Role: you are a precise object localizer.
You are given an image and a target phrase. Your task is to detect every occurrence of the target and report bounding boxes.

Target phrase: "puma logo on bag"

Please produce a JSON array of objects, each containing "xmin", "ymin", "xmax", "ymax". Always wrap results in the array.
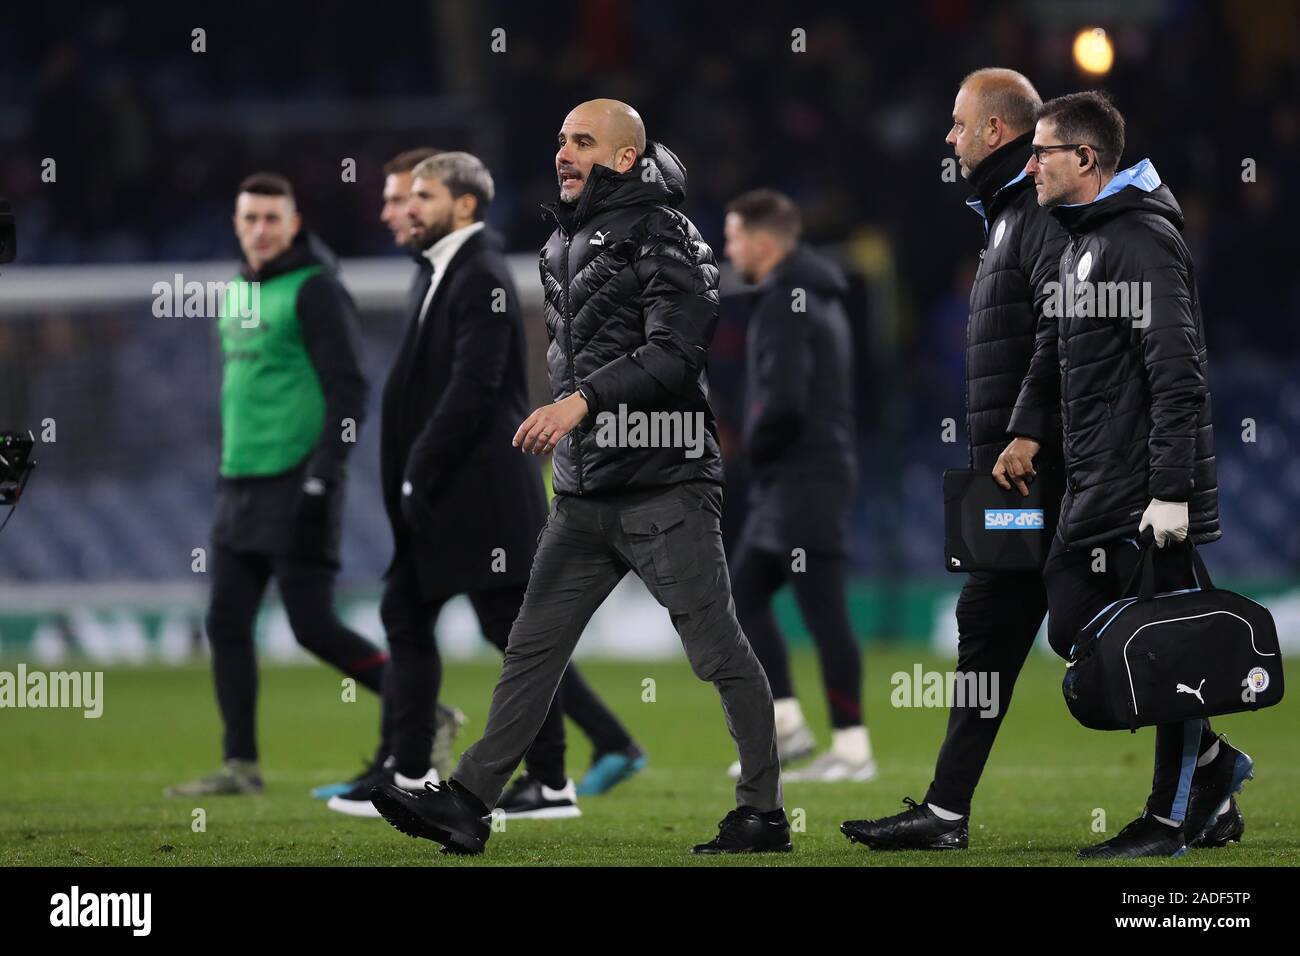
[{"xmin": 1175, "ymin": 678, "xmax": 1206, "ymax": 705}]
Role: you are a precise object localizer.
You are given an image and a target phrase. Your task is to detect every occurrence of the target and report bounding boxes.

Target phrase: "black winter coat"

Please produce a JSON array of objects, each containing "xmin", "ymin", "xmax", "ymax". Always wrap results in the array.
[
  {"xmin": 1008, "ymin": 161, "xmax": 1219, "ymax": 549},
  {"xmin": 539, "ymin": 141, "xmax": 724, "ymax": 495},
  {"xmin": 381, "ymin": 226, "xmax": 548, "ymax": 598},
  {"xmin": 964, "ymin": 134, "xmax": 1068, "ymax": 474},
  {"xmin": 739, "ymin": 244, "xmax": 857, "ymax": 556}
]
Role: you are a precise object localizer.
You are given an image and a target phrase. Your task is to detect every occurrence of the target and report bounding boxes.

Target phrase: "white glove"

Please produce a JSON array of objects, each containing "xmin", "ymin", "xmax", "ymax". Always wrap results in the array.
[{"xmin": 1138, "ymin": 498, "xmax": 1188, "ymax": 548}]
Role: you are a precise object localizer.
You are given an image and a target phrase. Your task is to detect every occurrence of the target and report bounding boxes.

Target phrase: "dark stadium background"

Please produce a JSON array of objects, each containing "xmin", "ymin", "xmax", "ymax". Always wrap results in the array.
[{"xmin": 0, "ymin": 0, "xmax": 1297, "ymax": 657}]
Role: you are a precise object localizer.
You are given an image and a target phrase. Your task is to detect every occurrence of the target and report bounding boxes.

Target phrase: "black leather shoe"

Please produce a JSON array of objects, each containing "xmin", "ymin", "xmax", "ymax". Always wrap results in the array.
[
  {"xmin": 1077, "ymin": 814, "xmax": 1186, "ymax": 860},
  {"xmin": 841, "ymin": 797, "xmax": 968, "ymax": 850},
  {"xmin": 1186, "ymin": 736, "xmax": 1253, "ymax": 848},
  {"xmin": 370, "ymin": 780, "xmax": 491, "ymax": 855},
  {"xmin": 692, "ymin": 807, "xmax": 792, "ymax": 854}
]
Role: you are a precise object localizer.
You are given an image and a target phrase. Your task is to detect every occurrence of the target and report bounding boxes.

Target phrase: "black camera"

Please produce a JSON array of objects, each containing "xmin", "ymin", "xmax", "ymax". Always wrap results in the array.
[{"xmin": 0, "ymin": 432, "xmax": 35, "ymax": 530}]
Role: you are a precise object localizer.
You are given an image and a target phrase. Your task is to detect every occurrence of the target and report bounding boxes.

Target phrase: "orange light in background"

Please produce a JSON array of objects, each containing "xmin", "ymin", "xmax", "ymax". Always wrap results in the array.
[{"xmin": 1073, "ymin": 27, "xmax": 1114, "ymax": 75}]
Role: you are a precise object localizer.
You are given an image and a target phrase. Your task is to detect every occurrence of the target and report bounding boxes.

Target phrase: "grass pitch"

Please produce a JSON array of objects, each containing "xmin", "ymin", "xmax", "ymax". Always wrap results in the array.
[{"xmin": 2, "ymin": 649, "xmax": 1296, "ymax": 866}]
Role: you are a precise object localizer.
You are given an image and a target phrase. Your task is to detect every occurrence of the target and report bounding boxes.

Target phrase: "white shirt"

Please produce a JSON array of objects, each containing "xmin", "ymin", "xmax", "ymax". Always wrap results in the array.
[{"xmin": 417, "ymin": 221, "xmax": 485, "ymax": 324}]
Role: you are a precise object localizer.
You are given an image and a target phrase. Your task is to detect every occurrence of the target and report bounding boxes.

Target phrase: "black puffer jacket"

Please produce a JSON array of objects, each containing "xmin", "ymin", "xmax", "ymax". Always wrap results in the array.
[
  {"xmin": 539, "ymin": 141, "xmax": 723, "ymax": 495},
  {"xmin": 964, "ymin": 133, "xmax": 1068, "ymax": 473},
  {"xmin": 1008, "ymin": 160, "xmax": 1219, "ymax": 548}
]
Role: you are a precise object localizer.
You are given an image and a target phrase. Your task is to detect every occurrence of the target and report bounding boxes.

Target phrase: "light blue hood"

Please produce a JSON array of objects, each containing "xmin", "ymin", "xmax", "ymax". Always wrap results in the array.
[{"xmin": 1064, "ymin": 158, "xmax": 1162, "ymax": 207}]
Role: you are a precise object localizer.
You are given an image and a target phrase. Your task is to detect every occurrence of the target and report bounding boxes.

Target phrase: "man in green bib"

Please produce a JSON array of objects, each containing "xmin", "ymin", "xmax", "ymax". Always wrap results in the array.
[{"xmin": 167, "ymin": 173, "xmax": 391, "ymax": 797}]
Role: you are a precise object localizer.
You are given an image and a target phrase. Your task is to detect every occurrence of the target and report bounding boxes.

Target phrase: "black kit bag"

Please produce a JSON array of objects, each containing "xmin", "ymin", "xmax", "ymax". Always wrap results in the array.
[{"xmin": 1062, "ymin": 536, "xmax": 1284, "ymax": 732}]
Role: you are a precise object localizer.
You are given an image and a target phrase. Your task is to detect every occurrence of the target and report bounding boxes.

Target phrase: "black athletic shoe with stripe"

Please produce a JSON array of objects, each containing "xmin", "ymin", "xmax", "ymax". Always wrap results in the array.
[
  {"xmin": 1185, "ymin": 735, "xmax": 1253, "ymax": 848},
  {"xmin": 1077, "ymin": 814, "xmax": 1186, "ymax": 860},
  {"xmin": 369, "ymin": 780, "xmax": 491, "ymax": 855},
  {"xmin": 1190, "ymin": 796, "xmax": 1244, "ymax": 849},
  {"xmin": 691, "ymin": 807, "xmax": 792, "ymax": 854},
  {"xmin": 841, "ymin": 797, "xmax": 968, "ymax": 850}
]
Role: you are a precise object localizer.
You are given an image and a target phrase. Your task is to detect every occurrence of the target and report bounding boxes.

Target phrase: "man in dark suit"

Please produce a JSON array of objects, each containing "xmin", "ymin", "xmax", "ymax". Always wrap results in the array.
[
  {"xmin": 329, "ymin": 151, "xmax": 633, "ymax": 819},
  {"xmin": 314, "ymin": 146, "xmax": 474, "ymax": 803}
]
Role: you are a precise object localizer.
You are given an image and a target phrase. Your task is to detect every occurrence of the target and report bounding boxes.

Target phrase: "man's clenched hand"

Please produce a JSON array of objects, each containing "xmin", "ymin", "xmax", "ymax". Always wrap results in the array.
[
  {"xmin": 514, "ymin": 391, "xmax": 589, "ymax": 455},
  {"xmin": 993, "ymin": 437, "xmax": 1041, "ymax": 496}
]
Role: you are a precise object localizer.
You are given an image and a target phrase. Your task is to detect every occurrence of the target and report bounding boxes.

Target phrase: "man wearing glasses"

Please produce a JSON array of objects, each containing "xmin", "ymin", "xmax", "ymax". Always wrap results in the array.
[{"xmin": 996, "ymin": 91, "xmax": 1249, "ymax": 859}]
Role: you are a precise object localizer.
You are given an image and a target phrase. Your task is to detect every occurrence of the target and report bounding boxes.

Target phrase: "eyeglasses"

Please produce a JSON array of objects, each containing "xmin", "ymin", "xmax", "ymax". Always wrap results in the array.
[{"xmin": 1030, "ymin": 143, "xmax": 1093, "ymax": 163}]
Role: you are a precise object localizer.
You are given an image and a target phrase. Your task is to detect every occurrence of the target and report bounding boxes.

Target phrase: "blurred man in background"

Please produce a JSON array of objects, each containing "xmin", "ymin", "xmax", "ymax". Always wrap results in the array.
[
  {"xmin": 379, "ymin": 147, "xmax": 441, "ymax": 250},
  {"xmin": 843, "ymin": 68, "xmax": 1066, "ymax": 849},
  {"xmin": 168, "ymin": 173, "xmax": 382, "ymax": 797},
  {"xmin": 999, "ymin": 91, "xmax": 1247, "ymax": 859},
  {"xmin": 313, "ymin": 146, "xmax": 471, "ymax": 802},
  {"xmin": 722, "ymin": 188, "xmax": 871, "ymax": 782},
  {"xmin": 371, "ymin": 99, "xmax": 789, "ymax": 855}
]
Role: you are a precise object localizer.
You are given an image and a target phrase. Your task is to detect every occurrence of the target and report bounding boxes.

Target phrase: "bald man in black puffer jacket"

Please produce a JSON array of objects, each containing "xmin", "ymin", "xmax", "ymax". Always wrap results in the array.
[
  {"xmin": 844, "ymin": 68, "xmax": 1066, "ymax": 853},
  {"xmin": 369, "ymin": 99, "xmax": 788, "ymax": 857}
]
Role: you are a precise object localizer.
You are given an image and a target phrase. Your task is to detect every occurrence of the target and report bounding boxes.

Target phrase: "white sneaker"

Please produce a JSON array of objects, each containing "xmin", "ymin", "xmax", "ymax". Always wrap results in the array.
[
  {"xmin": 496, "ymin": 774, "xmax": 582, "ymax": 819},
  {"xmin": 783, "ymin": 751, "xmax": 878, "ymax": 783},
  {"xmin": 326, "ymin": 766, "xmax": 440, "ymax": 818},
  {"xmin": 727, "ymin": 723, "xmax": 817, "ymax": 778},
  {"xmin": 395, "ymin": 767, "xmax": 440, "ymax": 789}
]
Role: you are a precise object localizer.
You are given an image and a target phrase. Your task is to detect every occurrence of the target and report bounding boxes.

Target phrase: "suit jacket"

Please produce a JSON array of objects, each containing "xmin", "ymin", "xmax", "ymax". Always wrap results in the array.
[{"xmin": 380, "ymin": 226, "xmax": 548, "ymax": 598}]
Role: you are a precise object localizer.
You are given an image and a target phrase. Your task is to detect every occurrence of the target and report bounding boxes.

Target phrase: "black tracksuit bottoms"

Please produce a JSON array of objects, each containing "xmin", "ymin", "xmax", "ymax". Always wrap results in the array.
[
  {"xmin": 922, "ymin": 568, "xmax": 1048, "ymax": 816},
  {"xmin": 730, "ymin": 544, "xmax": 863, "ymax": 729},
  {"xmin": 206, "ymin": 541, "xmax": 391, "ymax": 763}
]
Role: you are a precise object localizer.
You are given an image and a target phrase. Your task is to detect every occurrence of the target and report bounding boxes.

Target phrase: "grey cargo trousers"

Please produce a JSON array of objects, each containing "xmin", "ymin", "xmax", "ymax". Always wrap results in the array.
[{"xmin": 454, "ymin": 480, "xmax": 782, "ymax": 812}]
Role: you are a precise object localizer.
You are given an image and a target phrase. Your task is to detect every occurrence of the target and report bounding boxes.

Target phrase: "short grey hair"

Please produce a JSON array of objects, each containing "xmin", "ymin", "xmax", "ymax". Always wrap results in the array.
[{"xmin": 411, "ymin": 151, "xmax": 495, "ymax": 220}]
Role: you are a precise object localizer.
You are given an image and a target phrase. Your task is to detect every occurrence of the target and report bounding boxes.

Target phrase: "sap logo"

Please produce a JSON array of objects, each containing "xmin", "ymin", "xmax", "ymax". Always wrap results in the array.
[{"xmin": 983, "ymin": 508, "xmax": 1044, "ymax": 530}]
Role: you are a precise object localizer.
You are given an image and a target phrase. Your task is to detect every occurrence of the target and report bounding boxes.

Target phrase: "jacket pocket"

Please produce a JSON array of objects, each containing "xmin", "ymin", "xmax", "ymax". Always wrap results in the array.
[{"xmin": 1103, "ymin": 394, "xmax": 1125, "ymax": 463}]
